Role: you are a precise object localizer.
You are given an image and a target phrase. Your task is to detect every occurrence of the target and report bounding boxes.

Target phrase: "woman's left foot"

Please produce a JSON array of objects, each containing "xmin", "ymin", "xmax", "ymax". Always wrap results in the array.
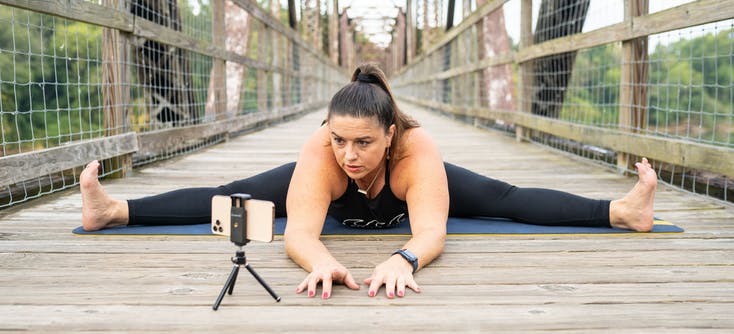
[
  {"xmin": 610, "ymin": 158, "xmax": 657, "ymax": 232},
  {"xmin": 80, "ymin": 160, "xmax": 128, "ymax": 231}
]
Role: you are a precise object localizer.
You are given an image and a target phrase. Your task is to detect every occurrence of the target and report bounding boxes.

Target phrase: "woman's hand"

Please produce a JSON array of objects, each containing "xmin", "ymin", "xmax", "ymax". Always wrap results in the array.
[
  {"xmin": 364, "ymin": 255, "xmax": 422, "ymax": 298},
  {"xmin": 296, "ymin": 262, "xmax": 360, "ymax": 299}
]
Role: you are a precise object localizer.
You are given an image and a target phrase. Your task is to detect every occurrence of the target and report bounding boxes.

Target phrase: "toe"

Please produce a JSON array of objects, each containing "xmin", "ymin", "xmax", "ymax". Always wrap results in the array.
[{"xmin": 81, "ymin": 161, "xmax": 101, "ymax": 185}]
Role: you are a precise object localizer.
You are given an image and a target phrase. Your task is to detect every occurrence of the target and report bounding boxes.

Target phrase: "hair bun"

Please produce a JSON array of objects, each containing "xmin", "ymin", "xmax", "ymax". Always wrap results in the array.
[{"xmin": 356, "ymin": 73, "xmax": 381, "ymax": 84}]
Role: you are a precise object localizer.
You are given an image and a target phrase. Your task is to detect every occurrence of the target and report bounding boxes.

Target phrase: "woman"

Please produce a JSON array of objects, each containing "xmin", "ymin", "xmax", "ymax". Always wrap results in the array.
[{"xmin": 80, "ymin": 63, "xmax": 657, "ymax": 300}]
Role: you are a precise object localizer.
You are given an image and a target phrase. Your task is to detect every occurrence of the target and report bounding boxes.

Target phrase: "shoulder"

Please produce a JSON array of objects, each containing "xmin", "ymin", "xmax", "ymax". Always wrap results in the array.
[
  {"xmin": 303, "ymin": 123, "xmax": 332, "ymax": 149},
  {"xmin": 397, "ymin": 127, "xmax": 440, "ymax": 160},
  {"xmin": 298, "ymin": 123, "xmax": 339, "ymax": 171},
  {"xmin": 390, "ymin": 127, "xmax": 445, "ymax": 198},
  {"xmin": 293, "ymin": 124, "xmax": 346, "ymax": 199}
]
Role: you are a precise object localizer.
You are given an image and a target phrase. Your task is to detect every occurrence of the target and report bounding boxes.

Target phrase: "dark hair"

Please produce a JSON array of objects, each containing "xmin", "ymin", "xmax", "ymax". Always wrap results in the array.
[{"xmin": 327, "ymin": 63, "xmax": 419, "ymax": 161}]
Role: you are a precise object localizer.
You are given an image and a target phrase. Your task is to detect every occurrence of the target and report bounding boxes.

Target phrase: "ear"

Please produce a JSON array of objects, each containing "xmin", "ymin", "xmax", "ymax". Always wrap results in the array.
[{"xmin": 386, "ymin": 124, "xmax": 396, "ymax": 145}]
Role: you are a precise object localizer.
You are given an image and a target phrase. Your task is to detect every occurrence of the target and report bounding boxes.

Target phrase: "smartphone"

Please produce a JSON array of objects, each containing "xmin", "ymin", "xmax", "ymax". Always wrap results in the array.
[{"xmin": 211, "ymin": 195, "xmax": 275, "ymax": 243}]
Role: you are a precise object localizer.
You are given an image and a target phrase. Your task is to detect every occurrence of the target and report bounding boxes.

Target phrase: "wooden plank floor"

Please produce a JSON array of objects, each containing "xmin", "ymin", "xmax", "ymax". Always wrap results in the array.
[{"xmin": 1, "ymin": 103, "xmax": 733, "ymax": 332}]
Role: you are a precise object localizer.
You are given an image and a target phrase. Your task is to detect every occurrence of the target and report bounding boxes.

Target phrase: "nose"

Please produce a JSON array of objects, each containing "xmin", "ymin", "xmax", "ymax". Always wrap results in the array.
[{"xmin": 344, "ymin": 144, "xmax": 358, "ymax": 161}]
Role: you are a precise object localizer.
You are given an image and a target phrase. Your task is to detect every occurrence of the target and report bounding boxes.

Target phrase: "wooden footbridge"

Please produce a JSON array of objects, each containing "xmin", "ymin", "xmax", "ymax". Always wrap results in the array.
[
  {"xmin": 1, "ymin": 0, "xmax": 733, "ymax": 331},
  {"xmin": 2, "ymin": 104, "xmax": 734, "ymax": 331}
]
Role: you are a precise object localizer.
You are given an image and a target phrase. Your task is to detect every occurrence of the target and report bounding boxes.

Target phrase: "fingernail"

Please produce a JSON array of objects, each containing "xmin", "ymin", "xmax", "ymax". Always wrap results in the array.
[
  {"xmin": 388, "ymin": 292, "xmax": 394, "ymax": 298},
  {"xmin": 322, "ymin": 292, "xmax": 329, "ymax": 299},
  {"xmin": 308, "ymin": 291, "xmax": 315, "ymax": 297},
  {"xmin": 368, "ymin": 291, "xmax": 375, "ymax": 297},
  {"xmin": 398, "ymin": 291, "xmax": 404, "ymax": 297}
]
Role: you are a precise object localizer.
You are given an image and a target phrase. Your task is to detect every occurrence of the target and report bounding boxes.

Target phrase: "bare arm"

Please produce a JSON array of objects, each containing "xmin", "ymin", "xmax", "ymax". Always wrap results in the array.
[
  {"xmin": 283, "ymin": 126, "xmax": 358, "ymax": 298},
  {"xmin": 365, "ymin": 128, "xmax": 449, "ymax": 297},
  {"xmin": 399, "ymin": 129, "xmax": 449, "ymax": 270}
]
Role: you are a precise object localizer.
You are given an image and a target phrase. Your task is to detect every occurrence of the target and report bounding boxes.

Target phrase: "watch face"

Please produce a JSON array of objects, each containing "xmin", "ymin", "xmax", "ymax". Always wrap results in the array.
[{"xmin": 404, "ymin": 250, "xmax": 417, "ymax": 261}]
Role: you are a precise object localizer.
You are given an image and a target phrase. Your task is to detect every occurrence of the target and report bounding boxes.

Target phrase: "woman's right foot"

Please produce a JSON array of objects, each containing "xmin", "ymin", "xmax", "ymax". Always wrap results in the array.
[
  {"xmin": 609, "ymin": 158, "xmax": 657, "ymax": 232},
  {"xmin": 80, "ymin": 160, "xmax": 128, "ymax": 231}
]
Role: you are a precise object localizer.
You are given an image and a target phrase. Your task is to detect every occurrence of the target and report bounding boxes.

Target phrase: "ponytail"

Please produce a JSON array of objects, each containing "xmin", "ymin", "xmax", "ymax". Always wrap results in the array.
[{"xmin": 328, "ymin": 62, "xmax": 419, "ymax": 161}]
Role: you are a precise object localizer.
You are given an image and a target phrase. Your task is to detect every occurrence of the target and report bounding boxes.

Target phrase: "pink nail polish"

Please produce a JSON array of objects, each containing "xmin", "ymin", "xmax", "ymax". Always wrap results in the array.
[
  {"xmin": 308, "ymin": 291, "xmax": 315, "ymax": 297},
  {"xmin": 398, "ymin": 291, "xmax": 404, "ymax": 297},
  {"xmin": 369, "ymin": 291, "xmax": 375, "ymax": 297},
  {"xmin": 322, "ymin": 292, "xmax": 329, "ymax": 299},
  {"xmin": 388, "ymin": 292, "xmax": 395, "ymax": 298}
]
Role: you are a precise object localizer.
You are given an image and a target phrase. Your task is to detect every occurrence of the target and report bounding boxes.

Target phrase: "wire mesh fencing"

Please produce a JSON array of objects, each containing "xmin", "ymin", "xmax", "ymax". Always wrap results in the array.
[
  {"xmin": 0, "ymin": 0, "xmax": 346, "ymax": 208},
  {"xmin": 392, "ymin": 0, "xmax": 734, "ymax": 204}
]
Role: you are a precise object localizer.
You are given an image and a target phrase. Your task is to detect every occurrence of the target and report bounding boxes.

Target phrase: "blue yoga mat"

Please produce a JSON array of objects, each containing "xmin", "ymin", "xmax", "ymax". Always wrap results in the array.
[{"xmin": 72, "ymin": 216, "xmax": 683, "ymax": 235}]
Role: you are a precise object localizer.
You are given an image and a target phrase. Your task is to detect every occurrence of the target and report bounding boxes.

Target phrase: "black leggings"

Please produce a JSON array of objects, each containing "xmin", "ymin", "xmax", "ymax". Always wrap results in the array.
[{"xmin": 127, "ymin": 162, "xmax": 610, "ymax": 227}]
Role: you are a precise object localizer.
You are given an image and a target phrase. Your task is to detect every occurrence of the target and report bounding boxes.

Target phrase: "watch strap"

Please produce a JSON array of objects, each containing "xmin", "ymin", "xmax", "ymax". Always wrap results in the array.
[{"xmin": 392, "ymin": 248, "xmax": 418, "ymax": 273}]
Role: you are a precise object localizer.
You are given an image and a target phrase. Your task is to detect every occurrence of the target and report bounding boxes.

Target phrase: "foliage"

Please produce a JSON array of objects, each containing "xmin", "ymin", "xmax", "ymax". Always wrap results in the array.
[
  {"xmin": 559, "ymin": 28, "xmax": 733, "ymax": 146},
  {"xmin": 0, "ymin": 3, "xmax": 732, "ymax": 156},
  {"xmin": 0, "ymin": 6, "xmax": 103, "ymax": 154},
  {"xmin": 648, "ymin": 29, "xmax": 733, "ymax": 144},
  {"xmin": 560, "ymin": 44, "xmax": 621, "ymax": 125}
]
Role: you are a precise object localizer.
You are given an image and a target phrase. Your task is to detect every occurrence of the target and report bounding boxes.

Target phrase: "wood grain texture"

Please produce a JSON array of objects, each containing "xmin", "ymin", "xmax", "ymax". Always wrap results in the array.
[
  {"xmin": 395, "ymin": 0, "xmax": 734, "ymax": 84},
  {"xmin": 0, "ymin": 132, "xmax": 138, "ymax": 187},
  {"xmin": 230, "ymin": 0, "xmax": 344, "ymax": 75},
  {"xmin": 0, "ymin": 105, "xmax": 732, "ymax": 332},
  {"xmin": 399, "ymin": 96, "xmax": 734, "ymax": 178},
  {"xmin": 516, "ymin": 0, "xmax": 734, "ymax": 63},
  {"xmin": 0, "ymin": 0, "xmax": 338, "ymax": 77},
  {"xmin": 0, "ymin": 0, "xmax": 133, "ymax": 31}
]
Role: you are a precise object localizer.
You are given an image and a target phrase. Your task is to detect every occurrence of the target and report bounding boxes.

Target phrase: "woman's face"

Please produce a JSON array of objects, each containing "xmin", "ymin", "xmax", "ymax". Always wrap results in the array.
[{"xmin": 328, "ymin": 115, "xmax": 394, "ymax": 180}]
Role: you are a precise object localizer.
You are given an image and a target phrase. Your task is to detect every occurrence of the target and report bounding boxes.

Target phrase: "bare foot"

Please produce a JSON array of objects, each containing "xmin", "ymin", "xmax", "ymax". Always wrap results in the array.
[
  {"xmin": 81, "ymin": 160, "xmax": 128, "ymax": 231},
  {"xmin": 610, "ymin": 158, "xmax": 657, "ymax": 232}
]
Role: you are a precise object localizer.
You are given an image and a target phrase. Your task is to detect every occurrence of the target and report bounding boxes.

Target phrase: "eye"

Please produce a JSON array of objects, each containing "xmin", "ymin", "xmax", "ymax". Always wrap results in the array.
[
  {"xmin": 357, "ymin": 140, "xmax": 370, "ymax": 147},
  {"xmin": 332, "ymin": 137, "xmax": 345, "ymax": 145}
]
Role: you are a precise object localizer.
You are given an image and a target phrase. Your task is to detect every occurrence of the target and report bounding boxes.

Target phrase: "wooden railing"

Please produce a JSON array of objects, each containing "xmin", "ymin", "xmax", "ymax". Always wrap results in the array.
[
  {"xmin": 0, "ymin": 0, "xmax": 347, "ymax": 207},
  {"xmin": 2, "ymin": 0, "xmax": 733, "ymax": 207},
  {"xmin": 391, "ymin": 0, "xmax": 734, "ymax": 201}
]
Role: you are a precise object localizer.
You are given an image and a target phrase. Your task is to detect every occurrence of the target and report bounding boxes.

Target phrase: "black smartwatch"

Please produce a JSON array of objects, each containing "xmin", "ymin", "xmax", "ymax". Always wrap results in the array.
[{"xmin": 392, "ymin": 248, "xmax": 419, "ymax": 273}]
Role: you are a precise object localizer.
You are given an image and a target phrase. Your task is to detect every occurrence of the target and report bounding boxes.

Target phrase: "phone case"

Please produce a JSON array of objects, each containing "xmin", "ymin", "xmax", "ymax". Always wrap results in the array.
[
  {"xmin": 244, "ymin": 199, "xmax": 275, "ymax": 243},
  {"xmin": 211, "ymin": 195, "xmax": 274, "ymax": 242},
  {"xmin": 211, "ymin": 195, "xmax": 231, "ymax": 236}
]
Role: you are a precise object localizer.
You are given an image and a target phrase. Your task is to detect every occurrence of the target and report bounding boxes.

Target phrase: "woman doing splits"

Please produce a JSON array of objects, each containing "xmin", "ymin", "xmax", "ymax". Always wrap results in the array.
[{"xmin": 80, "ymin": 63, "xmax": 657, "ymax": 300}]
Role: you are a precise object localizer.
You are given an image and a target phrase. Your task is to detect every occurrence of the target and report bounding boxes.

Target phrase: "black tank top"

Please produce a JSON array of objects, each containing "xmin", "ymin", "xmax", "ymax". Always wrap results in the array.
[{"xmin": 327, "ymin": 161, "xmax": 408, "ymax": 229}]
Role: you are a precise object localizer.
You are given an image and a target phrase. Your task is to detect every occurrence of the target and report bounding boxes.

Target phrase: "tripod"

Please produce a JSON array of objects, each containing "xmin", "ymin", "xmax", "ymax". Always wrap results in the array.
[{"xmin": 212, "ymin": 247, "xmax": 281, "ymax": 310}]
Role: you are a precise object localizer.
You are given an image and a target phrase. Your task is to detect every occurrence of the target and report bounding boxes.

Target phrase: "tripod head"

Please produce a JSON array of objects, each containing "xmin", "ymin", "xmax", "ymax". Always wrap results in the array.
[
  {"xmin": 211, "ymin": 193, "xmax": 274, "ymax": 245},
  {"xmin": 229, "ymin": 193, "xmax": 251, "ymax": 246}
]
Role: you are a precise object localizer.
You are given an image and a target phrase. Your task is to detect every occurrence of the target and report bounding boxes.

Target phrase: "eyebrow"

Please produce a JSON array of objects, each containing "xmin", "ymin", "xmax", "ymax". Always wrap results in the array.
[{"xmin": 330, "ymin": 131, "xmax": 372, "ymax": 141}]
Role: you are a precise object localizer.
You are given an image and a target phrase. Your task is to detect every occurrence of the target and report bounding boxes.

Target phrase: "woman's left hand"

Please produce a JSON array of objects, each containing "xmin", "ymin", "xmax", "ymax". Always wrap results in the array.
[{"xmin": 364, "ymin": 255, "xmax": 421, "ymax": 298}]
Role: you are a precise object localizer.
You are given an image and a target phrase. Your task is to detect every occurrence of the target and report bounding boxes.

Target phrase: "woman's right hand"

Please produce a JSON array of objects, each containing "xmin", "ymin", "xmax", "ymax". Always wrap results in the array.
[{"xmin": 295, "ymin": 262, "xmax": 361, "ymax": 299}]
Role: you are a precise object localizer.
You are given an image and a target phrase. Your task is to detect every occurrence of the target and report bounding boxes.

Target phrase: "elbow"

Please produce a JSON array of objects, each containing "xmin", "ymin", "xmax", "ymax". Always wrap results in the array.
[
  {"xmin": 436, "ymin": 232, "xmax": 446, "ymax": 253},
  {"xmin": 283, "ymin": 230, "xmax": 298, "ymax": 258},
  {"xmin": 416, "ymin": 228, "xmax": 446, "ymax": 253},
  {"xmin": 433, "ymin": 226, "xmax": 447, "ymax": 253},
  {"xmin": 283, "ymin": 227, "xmax": 315, "ymax": 259}
]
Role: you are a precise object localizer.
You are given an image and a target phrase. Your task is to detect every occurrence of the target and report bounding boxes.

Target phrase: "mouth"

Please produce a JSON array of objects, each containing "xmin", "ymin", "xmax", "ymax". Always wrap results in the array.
[{"xmin": 344, "ymin": 164, "xmax": 363, "ymax": 174}]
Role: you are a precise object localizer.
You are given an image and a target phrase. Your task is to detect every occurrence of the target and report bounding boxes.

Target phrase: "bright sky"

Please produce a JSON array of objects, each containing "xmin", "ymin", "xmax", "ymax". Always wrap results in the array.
[
  {"xmin": 340, "ymin": 0, "xmax": 713, "ymax": 49},
  {"xmin": 503, "ymin": 0, "xmax": 698, "ymax": 43},
  {"xmin": 268, "ymin": 0, "xmax": 729, "ymax": 49}
]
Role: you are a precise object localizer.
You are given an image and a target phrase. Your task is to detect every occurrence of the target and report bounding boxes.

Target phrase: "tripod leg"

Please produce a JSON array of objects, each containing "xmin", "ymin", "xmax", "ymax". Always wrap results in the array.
[
  {"xmin": 227, "ymin": 266, "xmax": 240, "ymax": 295},
  {"xmin": 213, "ymin": 264, "xmax": 240, "ymax": 311},
  {"xmin": 245, "ymin": 264, "xmax": 281, "ymax": 302}
]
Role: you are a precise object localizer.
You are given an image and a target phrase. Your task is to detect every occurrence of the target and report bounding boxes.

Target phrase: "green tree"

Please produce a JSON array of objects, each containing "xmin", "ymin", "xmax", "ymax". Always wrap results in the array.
[
  {"xmin": 648, "ymin": 28, "xmax": 733, "ymax": 145},
  {"xmin": 0, "ymin": 6, "xmax": 103, "ymax": 154}
]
